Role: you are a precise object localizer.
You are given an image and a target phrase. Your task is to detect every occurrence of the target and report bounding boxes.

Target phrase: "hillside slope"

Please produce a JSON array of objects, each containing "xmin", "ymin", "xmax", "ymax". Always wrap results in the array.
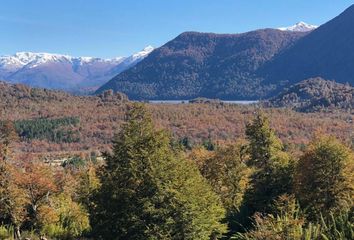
[
  {"xmin": 98, "ymin": 5, "xmax": 354, "ymax": 100},
  {"xmin": 267, "ymin": 78, "xmax": 354, "ymax": 112},
  {"xmin": 261, "ymin": 4, "xmax": 354, "ymax": 90},
  {"xmin": 97, "ymin": 29, "xmax": 305, "ymax": 100}
]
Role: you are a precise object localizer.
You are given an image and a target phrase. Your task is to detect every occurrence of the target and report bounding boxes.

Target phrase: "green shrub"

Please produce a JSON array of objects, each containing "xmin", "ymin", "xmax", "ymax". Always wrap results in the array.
[
  {"xmin": 0, "ymin": 225, "xmax": 14, "ymax": 240},
  {"xmin": 319, "ymin": 210, "xmax": 354, "ymax": 240}
]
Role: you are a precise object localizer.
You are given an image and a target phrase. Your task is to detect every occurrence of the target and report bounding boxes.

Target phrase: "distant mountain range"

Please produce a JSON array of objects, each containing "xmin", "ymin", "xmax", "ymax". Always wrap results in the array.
[
  {"xmin": 0, "ymin": 46, "xmax": 154, "ymax": 93},
  {"xmin": 3, "ymin": 5, "xmax": 354, "ymax": 101},
  {"xmin": 98, "ymin": 5, "xmax": 354, "ymax": 100},
  {"xmin": 0, "ymin": 20, "xmax": 319, "ymax": 97}
]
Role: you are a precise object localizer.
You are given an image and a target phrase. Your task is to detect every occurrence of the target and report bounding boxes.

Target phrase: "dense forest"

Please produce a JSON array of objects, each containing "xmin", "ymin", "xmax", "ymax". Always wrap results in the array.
[
  {"xmin": 267, "ymin": 78, "xmax": 354, "ymax": 112},
  {"xmin": 0, "ymin": 104, "xmax": 353, "ymax": 239},
  {"xmin": 13, "ymin": 117, "xmax": 80, "ymax": 143},
  {"xmin": 0, "ymin": 82, "xmax": 353, "ymax": 159},
  {"xmin": 96, "ymin": 30, "xmax": 305, "ymax": 100}
]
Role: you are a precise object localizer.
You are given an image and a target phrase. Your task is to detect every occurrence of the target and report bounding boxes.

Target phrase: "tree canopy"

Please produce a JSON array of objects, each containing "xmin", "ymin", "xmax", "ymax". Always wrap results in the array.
[{"xmin": 91, "ymin": 104, "xmax": 227, "ymax": 240}]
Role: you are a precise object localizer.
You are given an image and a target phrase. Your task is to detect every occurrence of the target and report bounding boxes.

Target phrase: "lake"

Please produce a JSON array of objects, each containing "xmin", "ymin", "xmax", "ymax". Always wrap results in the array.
[{"xmin": 144, "ymin": 100, "xmax": 259, "ymax": 105}]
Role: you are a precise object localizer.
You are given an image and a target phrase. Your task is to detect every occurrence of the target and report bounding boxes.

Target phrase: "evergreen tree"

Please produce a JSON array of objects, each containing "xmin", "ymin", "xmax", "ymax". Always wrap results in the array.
[
  {"xmin": 197, "ymin": 144, "xmax": 251, "ymax": 235},
  {"xmin": 91, "ymin": 104, "xmax": 227, "ymax": 240},
  {"xmin": 243, "ymin": 112, "xmax": 293, "ymax": 216},
  {"xmin": 295, "ymin": 136, "xmax": 354, "ymax": 220},
  {"xmin": 245, "ymin": 113, "xmax": 284, "ymax": 168}
]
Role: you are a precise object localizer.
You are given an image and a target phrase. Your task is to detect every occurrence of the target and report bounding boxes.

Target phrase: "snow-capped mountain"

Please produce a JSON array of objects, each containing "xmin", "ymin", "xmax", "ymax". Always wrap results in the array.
[
  {"xmin": 0, "ymin": 52, "xmax": 126, "ymax": 70},
  {"xmin": 278, "ymin": 22, "xmax": 318, "ymax": 32},
  {"xmin": 0, "ymin": 46, "xmax": 154, "ymax": 93},
  {"xmin": 123, "ymin": 46, "xmax": 154, "ymax": 65}
]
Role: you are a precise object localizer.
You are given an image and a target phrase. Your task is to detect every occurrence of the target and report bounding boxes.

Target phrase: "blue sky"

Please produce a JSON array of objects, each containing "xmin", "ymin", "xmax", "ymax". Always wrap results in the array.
[{"xmin": 0, "ymin": 0, "xmax": 353, "ymax": 58}]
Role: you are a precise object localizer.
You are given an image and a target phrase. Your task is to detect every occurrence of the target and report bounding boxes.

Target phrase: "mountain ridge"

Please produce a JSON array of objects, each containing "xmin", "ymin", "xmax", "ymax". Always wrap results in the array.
[
  {"xmin": 97, "ymin": 4, "xmax": 354, "ymax": 100},
  {"xmin": 0, "ymin": 46, "xmax": 154, "ymax": 93},
  {"xmin": 96, "ymin": 29, "xmax": 306, "ymax": 99},
  {"xmin": 261, "ymin": 4, "xmax": 354, "ymax": 89}
]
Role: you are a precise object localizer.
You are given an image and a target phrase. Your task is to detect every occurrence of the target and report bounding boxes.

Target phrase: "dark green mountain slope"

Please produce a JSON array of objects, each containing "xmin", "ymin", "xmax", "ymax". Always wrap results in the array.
[
  {"xmin": 97, "ymin": 29, "xmax": 305, "ymax": 100},
  {"xmin": 261, "ymin": 4, "xmax": 354, "ymax": 90},
  {"xmin": 266, "ymin": 78, "xmax": 354, "ymax": 112}
]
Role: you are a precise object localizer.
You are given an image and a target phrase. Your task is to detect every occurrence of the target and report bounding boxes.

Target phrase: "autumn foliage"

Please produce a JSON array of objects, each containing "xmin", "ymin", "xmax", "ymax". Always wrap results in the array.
[{"xmin": 0, "ymin": 103, "xmax": 353, "ymax": 239}]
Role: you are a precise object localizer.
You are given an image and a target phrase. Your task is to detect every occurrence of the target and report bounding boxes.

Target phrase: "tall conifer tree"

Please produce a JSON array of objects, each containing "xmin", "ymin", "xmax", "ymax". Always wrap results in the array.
[
  {"xmin": 91, "ymin": 104, "xmax": 227, "ymax": 240},
  {"xmin": 244, "ymin": 112, "xmax": 293, "ymax": 215}
]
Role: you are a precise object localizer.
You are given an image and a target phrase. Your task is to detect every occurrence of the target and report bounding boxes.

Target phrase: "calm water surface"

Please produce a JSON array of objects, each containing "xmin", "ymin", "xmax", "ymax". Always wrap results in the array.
[{"xmin": 145, "ymin": 100, "xmax": 259, "ymax": 105}]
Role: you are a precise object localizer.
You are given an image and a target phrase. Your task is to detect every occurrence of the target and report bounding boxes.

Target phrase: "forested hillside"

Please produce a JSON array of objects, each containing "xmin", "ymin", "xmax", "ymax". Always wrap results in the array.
[
  {"xmin": 97, "ymin": 4, "xmax": 354, "ymax": 101},
  {"xmin": 97, "ymin": 30, "xmax": 305, "ymax": 100},
  {"xmin": 261, "ymin": 5, "xmax": 354, "ymax": 88},
  {"xmin": 1, "ymin": 82, "xmax": 352, "ymax": 156},
  {"xmin": 0, "ymin": 104, "xmax": 353, "ymax": 239},
  {"xmin": 267, "ymin": 78, "xmax": 354, "ymax": 112}
]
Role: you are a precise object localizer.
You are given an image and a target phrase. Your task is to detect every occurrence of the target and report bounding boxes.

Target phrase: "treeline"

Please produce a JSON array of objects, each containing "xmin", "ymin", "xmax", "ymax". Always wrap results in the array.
[
  {"xmin": 1, "ymin": 80, "xmax": 353, "ymax": 154},
  {"xmin": 12, "ymin": 117, "xmax": 80, "ymax": 143},
  {"xmin": 0, "ymin": 104, "xmax": 353, "ymax": 239},
  {"xmin": 96, "ymin": 30, "xmax": 305, "ymax": 100}
]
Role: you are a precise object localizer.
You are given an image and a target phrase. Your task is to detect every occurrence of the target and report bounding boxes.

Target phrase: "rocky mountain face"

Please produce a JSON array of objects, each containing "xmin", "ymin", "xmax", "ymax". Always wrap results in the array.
[
  {"xmin": 0, "ymin": 46, "xmax": 154, "ymax": 93},
  {"xmin": 96, "ymin": 29, "xmax": 306, "ymax": 100},
  {"xmin": 266, "ymin": 78, "xmax": 354, "ymax": 112}
]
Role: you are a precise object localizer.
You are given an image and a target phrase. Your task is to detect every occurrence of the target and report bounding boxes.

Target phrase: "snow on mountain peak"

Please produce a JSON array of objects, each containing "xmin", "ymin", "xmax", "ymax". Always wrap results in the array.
[
  {"xmin": 0, "ymin": 52, "xmax": 75, "ymax": 70},
  {"xmin": 132, "ymin": 46, "xmax": 154, "ymax": 58},
  {"xmin": 16, "ymin": 52, "xmax": 72, "ymax": 64},
  {"xmin": 278, "ymin": 22, "xmax": 318, "ymax": 32},
  {"xmin": 122, "ymin": 45, "xmax": 155, "ymax": 65},
  {"xmin": 0, "ymin": 46, "xmax": 155, "ymax": 70},
  {"xmin": 143, "ymin": 45, "xmax": 154, "ymax": 52}
]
